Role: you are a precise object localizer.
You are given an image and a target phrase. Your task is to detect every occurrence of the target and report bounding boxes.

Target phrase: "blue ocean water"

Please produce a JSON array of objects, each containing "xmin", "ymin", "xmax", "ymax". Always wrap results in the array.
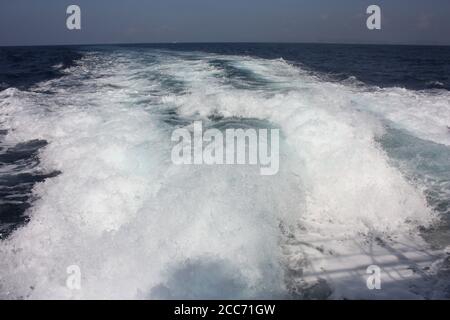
[
  {"xmin": 0, "ymin": 43, "xmax": 449, "ymax": 299},
  {"xmin": 122, "ymin": 43, "xmax": 450, "ymax": 90},
  {"xmin": 1, "ymin": 43, "xmax": 450, "ymax": 91}
]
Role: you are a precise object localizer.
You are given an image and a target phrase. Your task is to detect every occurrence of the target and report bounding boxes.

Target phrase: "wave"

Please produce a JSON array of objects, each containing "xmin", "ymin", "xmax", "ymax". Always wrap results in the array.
[{"xmin": 0, "ymin": 48, "xmax": 449, "ymax": 299}]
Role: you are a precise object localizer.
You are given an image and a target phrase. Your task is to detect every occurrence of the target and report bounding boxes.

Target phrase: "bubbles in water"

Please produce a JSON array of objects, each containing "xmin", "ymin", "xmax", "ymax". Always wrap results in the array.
[{"xmin": 0, "ymin": 49, "xmax": 448, "ymax": 299}]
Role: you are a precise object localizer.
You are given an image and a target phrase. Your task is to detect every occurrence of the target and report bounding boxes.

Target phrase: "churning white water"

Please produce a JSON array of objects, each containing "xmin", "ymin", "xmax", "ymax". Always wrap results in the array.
[{"xmin": 0, "ymin": 48, "xmax": 449, "ymax": 299}]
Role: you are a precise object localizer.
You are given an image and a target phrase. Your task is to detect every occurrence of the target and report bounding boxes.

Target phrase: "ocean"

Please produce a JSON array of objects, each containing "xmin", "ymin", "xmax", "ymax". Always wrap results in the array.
[{"xmin": 0, "ymin": 43, "xmax": 449, "ymax": 299}]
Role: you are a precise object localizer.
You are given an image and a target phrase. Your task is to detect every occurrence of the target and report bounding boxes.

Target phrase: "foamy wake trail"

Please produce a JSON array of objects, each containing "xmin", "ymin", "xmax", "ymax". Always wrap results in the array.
[{"xmin": 0, "ymin": 49, "xmax": 448, "ymax": 299}]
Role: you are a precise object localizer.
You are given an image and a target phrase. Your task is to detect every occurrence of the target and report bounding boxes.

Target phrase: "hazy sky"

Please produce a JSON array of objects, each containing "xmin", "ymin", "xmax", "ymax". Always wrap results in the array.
[{"xmin": 1, "ymin": 0, "xmax": 449, "ymax": 46}]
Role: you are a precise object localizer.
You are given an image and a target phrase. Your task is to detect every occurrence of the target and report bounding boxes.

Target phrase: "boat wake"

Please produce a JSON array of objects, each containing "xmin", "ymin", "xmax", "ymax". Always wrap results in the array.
[{"xmin": 0, "ymin": 48, "xmax": 449, "ymax": 299}]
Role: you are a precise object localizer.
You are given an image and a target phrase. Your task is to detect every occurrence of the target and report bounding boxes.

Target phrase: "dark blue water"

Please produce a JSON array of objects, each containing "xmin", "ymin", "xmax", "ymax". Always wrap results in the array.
[
  {"xmin": 0, "ymin": 47, "xmax": 82, "ymax": 91},
  {"xmin": 119, "ymin": 43, "xmax": 450, "ymax": 90},
  {"xmin": 2, "ymin": 43, "xmax": 450, "ymax": 91}
]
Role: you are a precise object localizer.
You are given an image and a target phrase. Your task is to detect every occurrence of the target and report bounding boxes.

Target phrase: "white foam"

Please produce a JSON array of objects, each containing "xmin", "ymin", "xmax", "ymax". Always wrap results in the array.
[{"xmin": 0, "ymin": 49, "xmax": 447, "ymax": 299}]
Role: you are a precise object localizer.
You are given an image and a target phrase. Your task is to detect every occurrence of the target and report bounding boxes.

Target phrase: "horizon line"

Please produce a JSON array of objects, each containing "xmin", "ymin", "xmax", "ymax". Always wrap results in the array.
[{"xmin": 1, "ymin": 40, "xmax": 450, "ymax": 48}]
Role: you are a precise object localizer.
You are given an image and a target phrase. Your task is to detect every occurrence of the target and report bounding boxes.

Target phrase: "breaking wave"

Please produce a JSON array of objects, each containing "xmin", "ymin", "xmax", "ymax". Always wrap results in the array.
[{"xmin": 0, "ymin": 47, "xmax": 449, "ymax": 299}]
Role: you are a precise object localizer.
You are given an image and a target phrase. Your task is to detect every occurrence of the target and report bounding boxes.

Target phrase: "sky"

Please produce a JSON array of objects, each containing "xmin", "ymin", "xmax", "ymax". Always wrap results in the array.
[{"xmin": 0, "ymin": 0, "xmax": 449, "ymax": 46}]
